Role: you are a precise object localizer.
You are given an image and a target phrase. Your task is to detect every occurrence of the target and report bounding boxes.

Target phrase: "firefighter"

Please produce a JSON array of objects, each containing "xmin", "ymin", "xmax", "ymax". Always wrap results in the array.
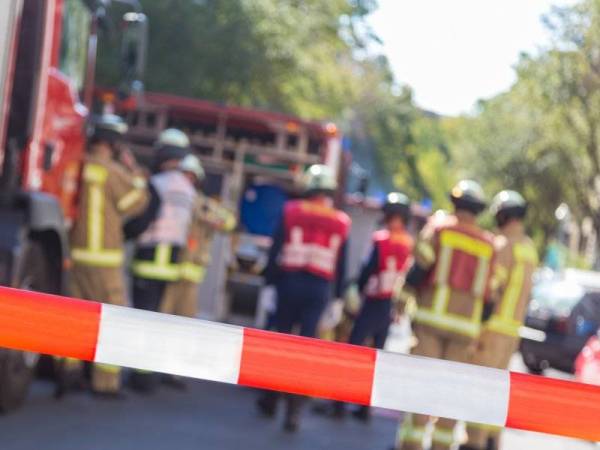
[
  {"xmin": 257, "ymin": 164, "xmax": 351, "ymax": 433},
  {"xmin": 129, "ymin": 129, "xmax": 196, "ymax": 393},
  {"xmin": 159, "ymin": 155, "xmax": 236, "ymax": 329},
  {"xmin": 395, "ymin": 180, "xmax": 496, "ymax": 450},
  {"xmin": 69, "ymin": 114, "xmax": 148, "ymax": 398},
  {"xmin": 461, "ymin": 191, "xmax": 538, "ymax": 450},
  {"xmin": 159, "ymin": 155, "xmax": 236, "ymax": 390},
  {"xmin": 337, "ymin": 192, "xmax": 414, "ymax": 421}
]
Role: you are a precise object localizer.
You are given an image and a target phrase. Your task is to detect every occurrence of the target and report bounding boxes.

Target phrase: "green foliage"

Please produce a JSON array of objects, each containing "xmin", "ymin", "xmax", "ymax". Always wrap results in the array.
[
  {"xmin": 345, "ymin": 56, "xmax": 453, "ymax": 203},
  {"xmin": 96, "ymin": 0, "xmax": 455, "ymax": 205},
  {"xmin": 97, "ymin": 0, "xmax": 377, "ymax": 119},
  {"xmin": 447, "ymin": 0, "xmax": 600, "ymax": 249}
]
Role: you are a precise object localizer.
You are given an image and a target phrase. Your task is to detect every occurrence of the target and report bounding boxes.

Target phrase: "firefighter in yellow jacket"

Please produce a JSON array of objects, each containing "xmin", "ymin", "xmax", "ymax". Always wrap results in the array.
[
  {"xmin": 395, "ymin": 180, "xmax": 496, "ymax": 450},
  {"xmin": 69, "ymin": 114, "xmax": 148, "ymax": 398},
  {"xmin": 160, "ymin": 155, "xmax": 236, "ymax": 320},
  {"xmin": 461, "ymin": 191, "xmax": 538, "ymax": 450}
]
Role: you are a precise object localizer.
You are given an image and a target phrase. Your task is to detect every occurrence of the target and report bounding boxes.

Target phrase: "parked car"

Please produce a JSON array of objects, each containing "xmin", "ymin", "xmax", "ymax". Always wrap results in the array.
[
  {"xmin": 575, "ymin": 333, "xmax": 600, "ymax": 385},
  {"xmin": 520, "ymin": 269, "xmax": 600, "ymax": 374}
]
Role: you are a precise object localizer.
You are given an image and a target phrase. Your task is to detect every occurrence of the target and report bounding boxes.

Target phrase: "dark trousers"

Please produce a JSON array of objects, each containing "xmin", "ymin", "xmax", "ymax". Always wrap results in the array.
[
  {"xmin": 129, "ymin": 276, "xmax": 167, "ymax": 391},
  {"xmin": 131, "ymin": 277, "xmax": 167, "ymax": 312},
  {"xmin": 349, "ymin": 298, "xmax": 393, "ymax": 349},
  {"xmin": 261, "ymin": 271, "xmax": 331, "ymax": 423},
  {"xmin": 274, "ymin": 271, "xmax": 330, "ymax": 337}
]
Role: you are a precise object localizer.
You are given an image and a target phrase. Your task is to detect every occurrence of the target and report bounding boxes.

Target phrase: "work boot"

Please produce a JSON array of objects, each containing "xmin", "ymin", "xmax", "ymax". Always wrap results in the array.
[
  {"xmin": 486, "ymin": 437, "xmax": 499, "ymax": 450},
  {"xmin": 162, "ymin": 374, "xmax": 187, "ymax": 391},
  {"xmin": 91, "ymin": 390, "xmax": 127, "ymax": 401},
  {"xmin": 284, "ymin": 394, "xmax": 303, "ymax": 433},
  {"xmin": 256, "ymin": 391, "xmax": 278, "ymax": 418},
  {"xmin": 351, "ymin": 405, "xmax": 371, "ymax": 423},
  {"xmin": 312, "ymin": 400, "xmax": 346, "ymax": 419},
  {"xmin": 284, "ymin": 415, "xmax": 299, "ymax": 433},
  {"xmin": 54, "ymin": 359, "xmax": 86, "ymax": 399},
  {"xmin": 128, "ymin": 371, "xmax": 158, "ymax": 394}
]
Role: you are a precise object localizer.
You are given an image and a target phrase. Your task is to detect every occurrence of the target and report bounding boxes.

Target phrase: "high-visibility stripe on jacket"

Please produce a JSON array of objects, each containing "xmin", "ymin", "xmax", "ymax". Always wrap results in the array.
[
  {"xmin": 364, "ymin": 229, "xmax": 414, "ymax": 299},
  {"xmin": 72, "ymin": 161, "xmax": 147, "ymax": 268},
  {"xmin": 486, "ymin": 241, "xmax": 538, "ymax": 337},
  {"xmin": 280, "ymin": 199, "xmax": 351, "ymax": 281},
  {"xmin": 131, "ymin": 244, "xmax": 181, "ymax": 281},
  {"xmin": 179, "ymin": 262, "xmax": 206, "ymax": 283},
  {"xmin": 414, "ymin": 224, "xmax": 495, "ymax": 337}
]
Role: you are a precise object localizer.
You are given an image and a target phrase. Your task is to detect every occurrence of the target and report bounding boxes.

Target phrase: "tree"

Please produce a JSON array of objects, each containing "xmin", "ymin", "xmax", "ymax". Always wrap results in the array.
[
  {"xmin": 346, "ymin": 56, "xmax": 453, "ymax": 203},
  {"xmin": 445, "ymin": 0, "xmax": 600, "ymax": 250},
  {"xmin": 97, "ymin": 0, "xmax": 378, "ymax": 119}
]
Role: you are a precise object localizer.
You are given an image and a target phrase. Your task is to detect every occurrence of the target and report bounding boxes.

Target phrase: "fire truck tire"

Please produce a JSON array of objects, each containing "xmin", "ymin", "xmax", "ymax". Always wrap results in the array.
[{"xmin": 0, "ymin": 240, "xmax": 52, "ymax": 413}]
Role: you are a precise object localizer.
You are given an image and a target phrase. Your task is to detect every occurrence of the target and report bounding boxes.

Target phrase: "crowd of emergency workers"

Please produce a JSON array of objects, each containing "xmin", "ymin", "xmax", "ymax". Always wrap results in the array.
[{"xmin": 60, "ymin": 114, "xmax": 538, "ymax": 450}]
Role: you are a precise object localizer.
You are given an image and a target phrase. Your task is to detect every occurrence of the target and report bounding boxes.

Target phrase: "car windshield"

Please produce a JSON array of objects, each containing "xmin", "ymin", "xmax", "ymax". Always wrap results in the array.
[{"xmin": 529, "ymin": 280, "xmax": 585, "ymax": 316}]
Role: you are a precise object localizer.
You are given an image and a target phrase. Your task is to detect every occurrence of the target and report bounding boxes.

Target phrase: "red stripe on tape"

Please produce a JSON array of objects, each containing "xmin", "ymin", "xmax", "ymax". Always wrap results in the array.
[
  {"xmin": 238, "ymin": 328, "xmax": 376, "ymax": 405},
  {"xmin": 507, "ymin": 371, "xmax": 600, "ymax": 441},
  {"xmin": 0, "ymin": 287, "xmax": 101, "ymax": 361}
]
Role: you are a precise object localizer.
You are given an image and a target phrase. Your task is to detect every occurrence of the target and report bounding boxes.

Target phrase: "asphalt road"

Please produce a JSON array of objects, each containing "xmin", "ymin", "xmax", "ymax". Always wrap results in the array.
[
  {"xmin": 0, "ymin": 322, "xmax": 596, "ymax": 450},
  {"xmin": 0, "ymin": 373, "xmax": 596, "ymax": 450}
]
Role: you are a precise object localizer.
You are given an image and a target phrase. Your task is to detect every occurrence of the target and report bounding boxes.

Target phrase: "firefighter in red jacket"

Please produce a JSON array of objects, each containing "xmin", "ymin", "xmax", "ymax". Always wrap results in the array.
[
  {"xmin": 340, "ymin": 192, "xmax": 414, "ymax": 421},
  {"xmin": 257, "ymin": 164, "xmax": 351, "ymax": 433},
  {"xmin": 395, "ymin": 180, "xmax": 496, "ymax": 450}
]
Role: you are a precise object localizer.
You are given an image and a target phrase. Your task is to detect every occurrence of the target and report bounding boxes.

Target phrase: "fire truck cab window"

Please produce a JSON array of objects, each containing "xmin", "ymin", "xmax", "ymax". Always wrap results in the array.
[{"xmin": 58, "ymin": 0, "xmax": 91, "ymax": 95}]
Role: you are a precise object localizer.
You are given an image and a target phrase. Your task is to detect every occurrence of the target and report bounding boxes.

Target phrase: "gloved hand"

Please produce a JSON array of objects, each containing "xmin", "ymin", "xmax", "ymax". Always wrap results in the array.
[
  {"xmin": 319, "ymin": 299, "xmax": 344, "ymax": 332},
  {"xmin": 405, "ymin": 263, "xmax": 430, "ymax": 288},
  {"xmin": 343, "ymin": 284, "xmax": 361, "ymax": 318},
  {"xmin": 481, "ymin": 302, "xmax": 495, "ymax": 322}
]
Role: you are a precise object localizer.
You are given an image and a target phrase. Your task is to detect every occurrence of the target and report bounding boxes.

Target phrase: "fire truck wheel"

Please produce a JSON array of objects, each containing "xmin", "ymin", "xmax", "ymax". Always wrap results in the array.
[
  {"xmin": 0, "ymin": 351, "xmax": 39, "ymax": 413},
  {"xmin": 0, "ymin": 240, "xmax": 52, "ymax": 413}
]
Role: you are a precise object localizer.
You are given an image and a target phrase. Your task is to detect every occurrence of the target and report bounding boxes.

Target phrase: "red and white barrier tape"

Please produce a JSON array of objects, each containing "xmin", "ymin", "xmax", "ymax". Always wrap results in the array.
[{"xmin": 0, "ymin": 286, "xmax": 599, "ymax": 441}]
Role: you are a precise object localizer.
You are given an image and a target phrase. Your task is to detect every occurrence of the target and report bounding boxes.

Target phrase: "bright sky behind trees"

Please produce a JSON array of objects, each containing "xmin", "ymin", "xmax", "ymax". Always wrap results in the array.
[{"xmin": 369, "ymin": 0, "xmax": 578, "ymax": 115}]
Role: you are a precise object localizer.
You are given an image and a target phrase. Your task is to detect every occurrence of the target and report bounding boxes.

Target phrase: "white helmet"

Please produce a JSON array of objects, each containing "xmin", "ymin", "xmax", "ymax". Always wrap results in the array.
[
  {"xmin": 303, "ymin": 164, "xmax": 337, "ymax": 193},
  {"xmin": 179, "ymin": 154, "xmax": 205, "ymax": 181},
  {"xmin": 157, "ymin": 128, "xmax": 190, "ymax": 149}
]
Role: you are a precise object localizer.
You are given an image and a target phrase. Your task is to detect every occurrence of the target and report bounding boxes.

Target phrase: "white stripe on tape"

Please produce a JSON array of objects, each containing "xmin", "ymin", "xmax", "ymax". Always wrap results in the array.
[
  {"xmin": 371, "ymin": 351, "xmax": 509, "ymax": 425},
  {"xmin": 95, "ymin": 304, "xmax": 243, "ymax": 384}
]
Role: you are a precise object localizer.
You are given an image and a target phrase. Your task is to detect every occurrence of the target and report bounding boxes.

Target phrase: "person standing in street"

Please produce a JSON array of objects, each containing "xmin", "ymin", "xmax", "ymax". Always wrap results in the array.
[
  {"xmin": 328, "ymin": 192, "xmax": 414, "ymax": 421},
  {"xmin": 461, "ymin": 191, "xmax": 537, "ymax": 450},
  {"xmin": 159, "ymin": 155, "xmax": 236, "ymax": 323},
  {"xmin": 257, "ymin": 164, "xmax": 351, "ymax": 432},
  {"xmin": 129, "ymin": 129, "xmax": 196, "ymax": 393},
  {"xmin": 69, "ymin": 114, "xmax": 148, "ymax": 398},
  {"xmin": 395, "ymin": 180, "xmax": 496, "ymax": 450}
]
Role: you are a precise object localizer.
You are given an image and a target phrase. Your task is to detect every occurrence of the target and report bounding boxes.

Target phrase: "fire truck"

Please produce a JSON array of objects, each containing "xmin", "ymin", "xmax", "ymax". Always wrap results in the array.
[{"xmin": 0, "ymin": 0, "xmax": 146, "ymax": 412}]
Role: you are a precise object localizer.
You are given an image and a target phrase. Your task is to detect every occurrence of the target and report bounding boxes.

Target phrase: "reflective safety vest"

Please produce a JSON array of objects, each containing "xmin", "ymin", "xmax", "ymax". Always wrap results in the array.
[
  {"xmin": 72, "ymin": 162, "xmax": 146, "ymax": 268},
  {"xmin": 364, "ymin": 229, "xmax": 413, "ymax": 299},
  {"xmin": 486, "ymin": 241, "xmax": 538, "ymax": 337},
  {"xmin": 280, "ymin": 199, "xmax": 351, "ymax": 280},
  {"xmin": 136, "ymin": 171, "xmax": 196, "ymax": 247},
  {"xmin": 414, "ymin": 224, "xmax": 495, "ymax": 337},
  {"xmin": 131, "ymin": 244, "xmax": 181, "ymax": 281}
]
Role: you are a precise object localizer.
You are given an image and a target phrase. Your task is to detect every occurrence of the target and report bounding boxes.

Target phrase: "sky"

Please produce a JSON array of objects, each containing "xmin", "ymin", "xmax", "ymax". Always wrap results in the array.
[{"xmin": 368, "ymin": 0, "xmax": 578, "ymax": 116}]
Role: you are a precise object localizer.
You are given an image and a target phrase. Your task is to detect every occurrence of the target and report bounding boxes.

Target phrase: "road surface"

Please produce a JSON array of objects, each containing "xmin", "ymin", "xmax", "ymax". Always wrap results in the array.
[{"xmin": 0, "ymin": 374, "xmax": 595, "ymax": 450}]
